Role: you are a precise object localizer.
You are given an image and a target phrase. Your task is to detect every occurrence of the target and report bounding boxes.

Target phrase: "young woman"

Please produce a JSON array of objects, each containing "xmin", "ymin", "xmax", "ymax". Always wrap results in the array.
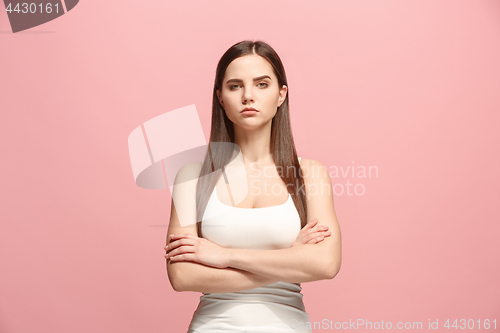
[{"xmin": 165, "ymin": 40, "xmax": 341, "ymax": 333}]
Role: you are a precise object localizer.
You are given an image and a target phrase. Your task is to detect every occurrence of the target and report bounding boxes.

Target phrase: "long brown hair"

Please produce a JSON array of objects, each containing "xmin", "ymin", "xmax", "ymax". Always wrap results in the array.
[{"xmin": 195, "ymin": 40, "xmax": 307, "ymax": 237}]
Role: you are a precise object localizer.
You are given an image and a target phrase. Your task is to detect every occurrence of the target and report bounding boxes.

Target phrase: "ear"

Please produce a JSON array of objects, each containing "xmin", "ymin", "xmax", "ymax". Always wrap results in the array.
[{"xmin": 278, "ymin": 85, "xmax": 288, "ymax": 107}]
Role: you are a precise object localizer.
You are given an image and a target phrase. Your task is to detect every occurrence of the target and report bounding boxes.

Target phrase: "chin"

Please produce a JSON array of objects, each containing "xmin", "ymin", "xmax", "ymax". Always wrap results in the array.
[{"xmin": 236, "ymin": 119, "xmax": 272, "ymax": 130}]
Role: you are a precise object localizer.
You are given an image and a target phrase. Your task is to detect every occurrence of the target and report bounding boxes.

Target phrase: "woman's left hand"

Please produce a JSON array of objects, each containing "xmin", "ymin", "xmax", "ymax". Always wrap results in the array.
[{"xmin": 165, "ymin": 234, "xmax": 230, "ymax": 269}]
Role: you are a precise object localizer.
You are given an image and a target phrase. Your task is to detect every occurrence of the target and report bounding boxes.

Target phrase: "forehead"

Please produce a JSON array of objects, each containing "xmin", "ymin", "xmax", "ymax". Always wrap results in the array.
[{"xmin": 224, "ymin": 54, "xmax": 276, "ymax": 81}]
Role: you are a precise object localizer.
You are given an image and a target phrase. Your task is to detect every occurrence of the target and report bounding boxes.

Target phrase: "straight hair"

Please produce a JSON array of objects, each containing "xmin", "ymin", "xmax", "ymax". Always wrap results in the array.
[{"xmin": 195, "ymin": 40, "xmax": 307, "ymax": 237}]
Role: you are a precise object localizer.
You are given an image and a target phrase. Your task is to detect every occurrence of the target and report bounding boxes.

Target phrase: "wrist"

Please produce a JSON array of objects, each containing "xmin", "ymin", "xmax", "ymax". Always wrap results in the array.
[{"xmin": 224, "ymin": 248, "xmax": 236, "ymax": 268}]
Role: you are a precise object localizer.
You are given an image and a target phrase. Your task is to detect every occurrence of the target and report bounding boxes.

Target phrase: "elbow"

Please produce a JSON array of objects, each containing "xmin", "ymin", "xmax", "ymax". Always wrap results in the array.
[
  {"xmin": 167, "ymin": 264, "xmax": 190, "ymax": 292},
  {"xmin": 323, "ymin": 259, "xmax": 341, "ymax": 280},
  {"xmin": 170, "ymin": 277, "xmax": 184, "ymax": 292}
]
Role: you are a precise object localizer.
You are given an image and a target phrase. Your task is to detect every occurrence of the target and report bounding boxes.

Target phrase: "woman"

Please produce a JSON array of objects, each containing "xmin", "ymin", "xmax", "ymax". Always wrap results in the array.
[{"xmin": 165, "ymin": 40, "xmax": 342, "ymax": 333}]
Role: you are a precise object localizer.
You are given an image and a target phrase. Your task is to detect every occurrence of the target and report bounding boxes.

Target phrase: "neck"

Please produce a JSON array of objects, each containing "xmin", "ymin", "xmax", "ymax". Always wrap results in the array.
[{"xmin": 233, "ymin": 121, "xmax": 273, "ymax": 164}]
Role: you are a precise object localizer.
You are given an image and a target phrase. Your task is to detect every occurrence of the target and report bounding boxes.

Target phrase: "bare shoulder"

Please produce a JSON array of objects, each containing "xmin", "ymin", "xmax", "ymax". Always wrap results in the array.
[
  {"xmin": 168, "ymin": 161, "xmax": 203, "ymax": 234},
  {"xmin": 298, "ymin": 158, "xmax": 329, "ymax": 183},
  {"xmin": 173, "ymin": 161, "xmax": 203, "ymax": 185},
  {"xmin": 298, "ymin": 157, "xmax": 334, "ymax": 205}
]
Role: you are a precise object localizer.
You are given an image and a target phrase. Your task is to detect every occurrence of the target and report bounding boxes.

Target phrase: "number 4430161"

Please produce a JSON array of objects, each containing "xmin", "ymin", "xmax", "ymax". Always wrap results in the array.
[
  {"xmin": 5, "ymin": 3, "xmax": 60, "ymax": 14},
  {"xmin": 444, "ymin": 319, "xmax": 496, "ymax": 330}
]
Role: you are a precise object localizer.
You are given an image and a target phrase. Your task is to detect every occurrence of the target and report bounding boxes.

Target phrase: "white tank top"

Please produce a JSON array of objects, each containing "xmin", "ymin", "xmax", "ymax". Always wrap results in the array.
[
  {"xmin": 187, "ymin": 157, "xmax": 312, "ymax": 333},
  {"xmin": 201, "ymin": 157, "xmax": 302, "ymax": 249}
]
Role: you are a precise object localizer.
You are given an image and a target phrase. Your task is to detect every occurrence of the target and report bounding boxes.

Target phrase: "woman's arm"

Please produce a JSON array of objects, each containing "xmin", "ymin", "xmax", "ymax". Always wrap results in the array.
[
  {"xmin": 168, "ymin": 260, "xmax": 279, "ymax": 293},
  {"xmin": 168, "ymin": 159, "xmax": 342, "ymax": 285},
  {"xmin": 166, "ymin": 162, "xmax": 279, "ymax": 293},
  {"xmin": 226, "ymin": 244, "xmax": 336, "ymax": 283}
]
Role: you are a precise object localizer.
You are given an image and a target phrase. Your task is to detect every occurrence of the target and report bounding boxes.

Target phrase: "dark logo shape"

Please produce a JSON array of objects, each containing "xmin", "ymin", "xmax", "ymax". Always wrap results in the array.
[{"xmin": 3, "ymin": 0, "xmax": 78, "ymax": 33}]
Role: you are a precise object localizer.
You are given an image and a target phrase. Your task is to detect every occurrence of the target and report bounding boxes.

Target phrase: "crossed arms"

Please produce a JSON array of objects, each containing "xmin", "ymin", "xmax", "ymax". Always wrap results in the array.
[{"xmin": 165, "ymin": 159, "xmax": 342, "ymax": 294}]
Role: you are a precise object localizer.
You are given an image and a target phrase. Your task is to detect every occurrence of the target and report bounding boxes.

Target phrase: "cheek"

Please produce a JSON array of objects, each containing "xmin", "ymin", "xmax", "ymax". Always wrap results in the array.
[
  {"xmin": 224, "ymin": 108, "xmax": 238, "ymax": 124},
  {"xmin": 223, "ymin": 94, "xmax": 238, "ymax": 109},
  {"xmin": 264, "ymin": 91, "xmax": 280, "ymax": 105}
]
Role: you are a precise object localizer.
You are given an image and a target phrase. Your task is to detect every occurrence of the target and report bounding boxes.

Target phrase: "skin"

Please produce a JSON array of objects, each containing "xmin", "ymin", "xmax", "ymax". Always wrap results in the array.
[{"xmin": 165, "ymin": 54, "xmax": 342, "ymax": 290}]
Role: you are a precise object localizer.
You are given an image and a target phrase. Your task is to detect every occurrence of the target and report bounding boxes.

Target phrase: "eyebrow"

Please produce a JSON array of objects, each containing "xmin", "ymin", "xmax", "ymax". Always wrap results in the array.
[{"xmin": 225, "ymin": 75, "xmax": 272, "ymax": 84}]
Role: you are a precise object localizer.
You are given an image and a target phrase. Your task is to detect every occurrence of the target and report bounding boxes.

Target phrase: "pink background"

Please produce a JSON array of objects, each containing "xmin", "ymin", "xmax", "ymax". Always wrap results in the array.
[{"xmin": 1, "ymin": 1, "xmax": 499, "ymax": 332}]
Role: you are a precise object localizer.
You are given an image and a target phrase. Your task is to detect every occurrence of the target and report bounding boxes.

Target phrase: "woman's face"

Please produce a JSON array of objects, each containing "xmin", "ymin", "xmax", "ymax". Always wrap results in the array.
[{"xmin": 216, "ymin": 54, "xmax": 287, "ymax": 130}]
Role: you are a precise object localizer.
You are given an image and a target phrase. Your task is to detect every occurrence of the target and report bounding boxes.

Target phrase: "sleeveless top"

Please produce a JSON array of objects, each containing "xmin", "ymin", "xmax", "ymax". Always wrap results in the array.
[{"xmin": 186, "ymin": 157, "xmax": 312, "ymax": 333}]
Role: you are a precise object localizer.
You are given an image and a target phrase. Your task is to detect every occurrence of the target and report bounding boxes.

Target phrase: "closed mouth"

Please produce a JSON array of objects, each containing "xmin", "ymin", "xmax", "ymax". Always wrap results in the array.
[{"xmin": 241, "ymin": 108, "xmax": 258, "ymax": 113}]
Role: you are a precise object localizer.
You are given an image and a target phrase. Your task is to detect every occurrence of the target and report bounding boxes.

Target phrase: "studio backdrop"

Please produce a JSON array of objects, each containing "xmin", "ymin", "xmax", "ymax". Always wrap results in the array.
[{"xmin": 1, "ymin": 0, "xmax": 499, "ymax": 332}]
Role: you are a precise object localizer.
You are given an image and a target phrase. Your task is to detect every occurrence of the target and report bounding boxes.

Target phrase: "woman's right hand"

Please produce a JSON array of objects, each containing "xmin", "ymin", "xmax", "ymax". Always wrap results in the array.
[{"xmin": 292, "ymin": 218, "xmax": 331, "ymax": 247}]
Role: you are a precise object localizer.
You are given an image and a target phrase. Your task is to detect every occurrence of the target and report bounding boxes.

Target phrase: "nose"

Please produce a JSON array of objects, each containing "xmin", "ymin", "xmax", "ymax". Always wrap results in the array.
[{"xmin": 242, "ymin": 87, "xmax": 254, "ymax": 103}]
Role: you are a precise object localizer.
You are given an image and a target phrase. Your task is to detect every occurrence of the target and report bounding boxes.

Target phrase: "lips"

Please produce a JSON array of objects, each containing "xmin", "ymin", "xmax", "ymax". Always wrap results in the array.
[
  {"xmin": 241, "ymin": 107, "xmax": 258, "ymax": 116},
  {"xmin": 241, "ymin": 107, "xmax": 258, "ymax": 113}
]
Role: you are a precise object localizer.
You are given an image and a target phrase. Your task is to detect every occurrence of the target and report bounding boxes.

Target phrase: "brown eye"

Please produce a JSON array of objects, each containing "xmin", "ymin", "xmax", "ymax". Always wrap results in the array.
[{"xmin": 258, "ymin": 82, "xmax": 268, "ymax": 88}]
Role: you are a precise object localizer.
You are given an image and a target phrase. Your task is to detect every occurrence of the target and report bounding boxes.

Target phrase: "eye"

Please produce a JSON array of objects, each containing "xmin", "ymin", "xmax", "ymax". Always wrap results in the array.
[
  {"xmin": 229, "ymin": 84, "xmax": 240, "ymax": 90},
  {"xmin": 258, "ymin": 82, "xmax": 268, "ymax": 88}
]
